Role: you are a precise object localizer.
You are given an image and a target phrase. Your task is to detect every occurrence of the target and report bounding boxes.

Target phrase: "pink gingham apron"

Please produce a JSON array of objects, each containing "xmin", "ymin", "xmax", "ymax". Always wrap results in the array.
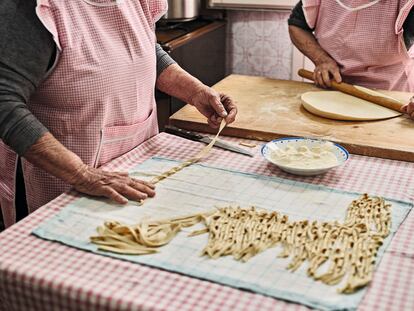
[
  {"xmin": 0, "ymin": 0, "xmax": 167, "ymax": 228},
  {"xmin": 302, "ymin": 0, "xmax": 414, "ymax": 91}
]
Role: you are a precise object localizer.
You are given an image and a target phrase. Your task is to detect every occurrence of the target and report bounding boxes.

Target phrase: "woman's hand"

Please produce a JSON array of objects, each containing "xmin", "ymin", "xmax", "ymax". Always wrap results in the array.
[
  {"xmin": 288, "ymin": 25, "xmax": 342, "ymax": 89},
  {"xmin": 70, "ymin": 165, "xmax": 156, "ymax": 204},
  {"xmin": 156, "ymin": 64, "xmax": 237, "ymax": 128},
  {"xmin": 401, "ymin": 97, "xmax": 414, "ymax": 119},
  {"xmin": 188, "ymin": 86, "xmax": 237, "ymax": 128},
  {"xmin": 313, "ymin": 55, "xmax": 342, "ymax": 88},
  {"xmin": 24, "ymin": 132, "xmax": 155, "ymax": 205}
]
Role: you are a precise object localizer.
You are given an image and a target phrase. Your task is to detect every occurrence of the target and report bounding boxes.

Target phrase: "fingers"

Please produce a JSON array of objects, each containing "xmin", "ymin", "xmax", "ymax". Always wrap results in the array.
[
  {"xmin": 130, "ymin": 179, "xmax": 156, "ymax": 197},
  {"xmin": 313, "ymin": 70, "xmax": 318, "ymax": 86},
  {"xmin": 190, "ymin": 87, "xmax": 237, "ymax": 127},
  {"xmin": 313, "ymin": 58, "xmax": 341, "ymax": 88},
  {"xmin": 314, "ymin": 70, "xmax": 326, "ymax": 88},
  {"xmin": 406, "ymin": 103, "xmax": 414, "ymax": 115},
  {"xmin": 401, "ymin": 103, "xmax": 414, "ymax": 119},
  {"xmin": 136, "ymin": 179, "xmax": 156, "ymax": 189},
  {"xmin": 209, "ymin": 95, "xmax": 228, "ymax": 119},
  {"xmin": 332, "ymin": 69, "xmax": 342, "ymax": 83},
  {"xmin": 101, "ymin": 187, "xmax": 128, "ymax": 204},
  {"xmin": 128, "ymin": 176, "xmax": 155, "ymax": 189},
  {"xmin": 116, "ymin": 184, "xmax": 149, "ymax": 202},
  {"xmin": 107, "ymin": 177, "xmax": 155, "ymax": 202},
  {"xmin": 322, "ymin": 70, "xmax": 331, "ymax": 88},
  {"xmin": 99, "ymin": 181, "xmax": 155, "ymax": 205},
  {"xmin": 210, "ymin": 114, "xmax": 223, "ymax": 125},
  {"xmin": 220, "ymin": 94, "xmax": 237, "ymax": 124},
  {"xmin": 207, "ymin": 118, "xmax": 220, "ymax": 128},
  {"xmin": 73, "ymin": 168, "xmax": 156, "ymax": 204},
  {"xmin": 113, "ymin": 171, "xmax": 129, "ymax": 177},
  {"xmin": 225, "ymin": 107, "xmax": 237, "ymax": 124},
  {"xmin": 208, "ymin": 94, "xmax": 237, "ymax": 126},
  {"xmin": 314, "ymin": 68, "xmax": 341, "ymax": 88}
]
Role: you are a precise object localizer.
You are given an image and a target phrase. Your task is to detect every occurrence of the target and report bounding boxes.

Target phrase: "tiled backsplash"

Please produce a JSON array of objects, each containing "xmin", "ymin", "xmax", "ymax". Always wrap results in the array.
[{"xmin": 226, "ymin": 10, "xmax": 292, "ymax": 80}]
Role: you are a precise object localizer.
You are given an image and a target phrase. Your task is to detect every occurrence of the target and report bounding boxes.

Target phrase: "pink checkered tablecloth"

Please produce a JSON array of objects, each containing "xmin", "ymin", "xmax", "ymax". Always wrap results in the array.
[{"xmin": 0, "ymin": 133, "xmax": 413, "ymax": 311}]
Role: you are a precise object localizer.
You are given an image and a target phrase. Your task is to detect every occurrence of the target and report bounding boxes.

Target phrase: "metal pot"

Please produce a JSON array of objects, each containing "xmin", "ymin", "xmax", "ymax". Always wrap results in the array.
[{"xmin": 162, "ymin": 0, "xmax": 201, "ymax": 22}]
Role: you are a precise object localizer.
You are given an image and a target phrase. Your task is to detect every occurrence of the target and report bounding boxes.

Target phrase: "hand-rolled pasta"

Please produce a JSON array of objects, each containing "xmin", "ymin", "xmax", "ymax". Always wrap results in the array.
[
  {"xmin": 91, "ymin": 194, "xmax": 392, "ymax": 294},
  {"xmin": 196, "ymin": 194, "xmax": 391, "ymax": 293},
  {"xmin": 90, "ymin": 213, "xmax": 207, "ymax": 254},
  {"xmin": 150, "ymin": 121, "xmax": 226, "ymax": 185}
]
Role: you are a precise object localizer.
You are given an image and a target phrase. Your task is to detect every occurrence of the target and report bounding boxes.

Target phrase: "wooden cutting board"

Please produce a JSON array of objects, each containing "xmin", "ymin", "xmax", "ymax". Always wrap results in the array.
[{"xmin": 169, "ymin": 74, "xmax": 414, "ymax": 162}]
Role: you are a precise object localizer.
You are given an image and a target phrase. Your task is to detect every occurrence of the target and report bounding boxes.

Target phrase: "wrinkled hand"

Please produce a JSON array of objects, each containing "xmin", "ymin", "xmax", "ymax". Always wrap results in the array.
[
  {"xmin": 70, "ymin": 165, "xmax": 156, "ymax": 204},
  {"xmin": 401, "ymin": 97, "xmax": 414, "ymax": 119},
  {"xmin": 188, "ymin": 86, "xmax": 237, "ymax": 128},
  {"xmin": 313, "ymin": 55, "xmax": 342, "ymax": 88}
]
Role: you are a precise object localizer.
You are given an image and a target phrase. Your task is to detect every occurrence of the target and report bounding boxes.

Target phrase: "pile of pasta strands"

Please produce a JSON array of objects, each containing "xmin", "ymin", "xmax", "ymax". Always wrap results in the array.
[
  {"xmin": 90, "ymin": 194, "xmax": 391, "ymax": 294},
  {"xmin": 90, "ymin": 213, "xmax": 206, "ymax": 255}
]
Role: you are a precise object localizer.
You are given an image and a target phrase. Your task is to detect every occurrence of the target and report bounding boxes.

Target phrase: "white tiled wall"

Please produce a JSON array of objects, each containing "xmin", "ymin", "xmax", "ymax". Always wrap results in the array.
[{"xmin": 226, "ymin": 10, "xmax": 293, "ymax": 80}]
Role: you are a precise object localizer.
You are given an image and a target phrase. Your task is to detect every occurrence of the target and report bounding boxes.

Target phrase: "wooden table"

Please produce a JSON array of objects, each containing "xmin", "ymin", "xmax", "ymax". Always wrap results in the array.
[{"xmin": 170, "ymin": 75, "xmax": 414, "ymax": 162}]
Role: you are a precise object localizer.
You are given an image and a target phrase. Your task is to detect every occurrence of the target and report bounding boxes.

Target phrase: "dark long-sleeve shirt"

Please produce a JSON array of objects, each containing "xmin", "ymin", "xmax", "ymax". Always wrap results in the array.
[
  {"xmin": 0, "ymin": 0, "xmax": 175, "ymax": 156},
  {"xmin": 288, "ymin": 1, "xmax": 414, "ymax": 50}
]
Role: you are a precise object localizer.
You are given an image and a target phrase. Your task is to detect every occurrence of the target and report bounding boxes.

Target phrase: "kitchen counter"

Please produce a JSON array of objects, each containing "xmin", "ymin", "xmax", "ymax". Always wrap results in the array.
[{"xmin": 170, "ymin": 74, "xmax": 414, "ymax": 162}]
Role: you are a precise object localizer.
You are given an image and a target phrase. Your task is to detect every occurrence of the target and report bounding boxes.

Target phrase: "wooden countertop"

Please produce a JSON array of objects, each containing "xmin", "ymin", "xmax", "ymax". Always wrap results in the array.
[{"xmin": 169, "ymin": 74, "xmax": 414, "ymax": 162}]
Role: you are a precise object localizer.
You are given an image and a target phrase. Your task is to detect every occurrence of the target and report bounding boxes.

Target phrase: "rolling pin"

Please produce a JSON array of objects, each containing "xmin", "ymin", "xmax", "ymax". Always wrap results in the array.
[{"xmin": 298, "ymin": 69, "xmax": 405, "ymax": 112}]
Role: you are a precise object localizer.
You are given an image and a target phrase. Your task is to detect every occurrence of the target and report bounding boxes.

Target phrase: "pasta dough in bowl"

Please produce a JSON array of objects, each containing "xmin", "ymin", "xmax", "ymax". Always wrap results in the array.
[{"xmin": 261, "ymin": 138, "xmax": 349, "ymax": 176}]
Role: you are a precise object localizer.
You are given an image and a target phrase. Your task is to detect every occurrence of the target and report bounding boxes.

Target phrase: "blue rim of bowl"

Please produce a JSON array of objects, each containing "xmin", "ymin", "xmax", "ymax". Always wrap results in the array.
[{"xmin": 260, "ymin": 137, "xmax": 350, "ymax": 162}]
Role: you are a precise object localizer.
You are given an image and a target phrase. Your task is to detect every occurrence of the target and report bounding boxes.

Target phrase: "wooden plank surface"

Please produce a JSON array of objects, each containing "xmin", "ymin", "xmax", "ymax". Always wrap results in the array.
[{"xmin": 169, "ymin": 74, "xmax": 414, "ymax": 162}]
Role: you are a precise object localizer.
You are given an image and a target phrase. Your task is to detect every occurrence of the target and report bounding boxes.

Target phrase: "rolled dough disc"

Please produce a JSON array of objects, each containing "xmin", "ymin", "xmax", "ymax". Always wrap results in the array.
[{"xmin": 301, "ymin": 91, "xmax": 402, "ymax": 121}]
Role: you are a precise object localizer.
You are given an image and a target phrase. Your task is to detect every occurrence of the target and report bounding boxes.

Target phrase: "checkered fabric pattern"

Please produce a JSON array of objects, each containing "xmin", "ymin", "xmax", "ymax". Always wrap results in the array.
[
  {"xmin": 302, "ymin": 0, "xmax": 414, "ymax": 91},
  {"xmin": 0, "ymin": 133, "xmax": 413, "ymax": 311},
  {"xmin": 0, "ymin": 0, "xmax": 167, "ymax": 228}
]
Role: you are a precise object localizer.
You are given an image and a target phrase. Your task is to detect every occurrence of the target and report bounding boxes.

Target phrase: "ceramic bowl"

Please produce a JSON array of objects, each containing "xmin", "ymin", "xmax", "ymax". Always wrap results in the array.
[{"xmin": 261, "ymin": 137, "xmax": 349, "ymax": 176}]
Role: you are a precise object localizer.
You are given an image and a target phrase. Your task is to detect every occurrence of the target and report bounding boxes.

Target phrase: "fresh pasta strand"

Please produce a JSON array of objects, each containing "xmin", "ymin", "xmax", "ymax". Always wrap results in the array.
[
  {"xmin": 150, "ymin": 120, "xmax": 226, "ymax": 185},
  {"xmin": 90, "ymin": 212, "xmax": 210, "ymax": 255},
  {"xmin": 132, "ymin": 121, "xmax": 226, "ymax": 205}
]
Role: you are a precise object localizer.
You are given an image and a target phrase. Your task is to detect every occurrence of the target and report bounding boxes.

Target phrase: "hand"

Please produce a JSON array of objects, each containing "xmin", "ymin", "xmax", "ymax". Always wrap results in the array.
[
  {"xmin": 313, "ymin": 55, "xmax": 342, "ymax": 88},
  {"xmin": 70, "ymin": 165, "xmax": 156, "ymax": 204},
  {"xmin": 401, "ymin": 97, "xmax": 414, "ymax": 119},
  {"xmin": 23, "ymin": 133, "xmax": 156, "ymax": 205},
  {"xmin": 188, "ymin": 86, "xmax": 237, "ymax": 128}
]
